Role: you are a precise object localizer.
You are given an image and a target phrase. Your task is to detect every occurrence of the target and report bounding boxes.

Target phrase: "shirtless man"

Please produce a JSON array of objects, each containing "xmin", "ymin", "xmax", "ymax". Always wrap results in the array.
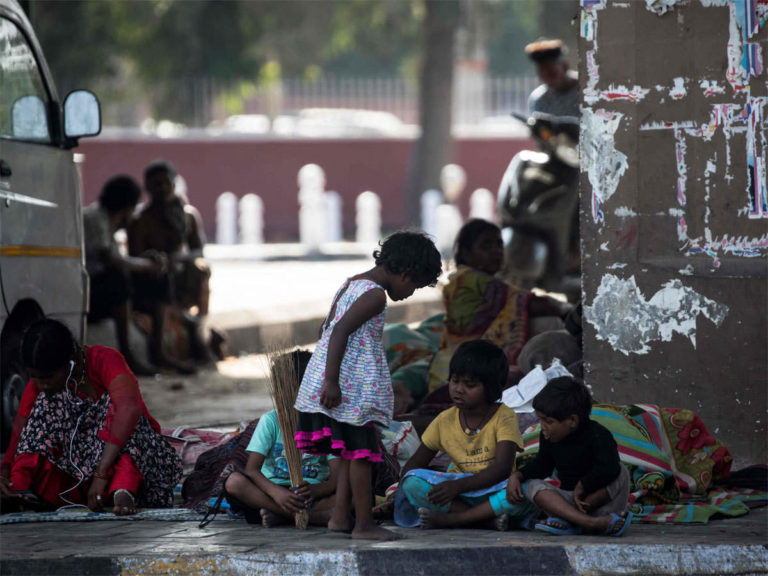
[{"xmin": 128, "ymin": 160, "xmax": 212, "ymax": 370}]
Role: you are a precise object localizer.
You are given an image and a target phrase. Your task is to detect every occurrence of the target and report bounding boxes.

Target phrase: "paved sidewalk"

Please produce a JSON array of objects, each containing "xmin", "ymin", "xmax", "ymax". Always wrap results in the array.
[{"xmin": 1, "ymin": 507, "xmax": 766, "ymax": 575}]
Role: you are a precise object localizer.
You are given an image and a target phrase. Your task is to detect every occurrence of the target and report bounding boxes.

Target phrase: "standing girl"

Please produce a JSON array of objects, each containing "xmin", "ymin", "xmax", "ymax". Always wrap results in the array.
[{"xmin": 294, "ymin": 231, "xmax": 442, "ymax": 540}]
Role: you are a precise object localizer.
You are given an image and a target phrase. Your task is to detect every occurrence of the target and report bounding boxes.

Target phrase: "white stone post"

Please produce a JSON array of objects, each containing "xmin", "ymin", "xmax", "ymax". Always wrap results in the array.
[
  {"xmin": 216, "ymin": 191, "xmax": 238, "ymax": 245},
  {"xmin": 297, "ymin": 164, "xmax": 326, "ymax": 253},
  {"xmin": 469, "ymin": 187, "xmax": 495, "ymax": 222},
  {"xmin": 239, "ymin": 193, "xmax": 264, "ymax": 245},
  {"xmin": 356, "ymin": 191, "xmax": 382, "ymax": 245},
  {"xmin": 325, "ymin": 191, "xmax": 343, "ymax": 243},
  {"xmin": 421, "ymin": 189, "xmax": 442, "ymax": 238}
]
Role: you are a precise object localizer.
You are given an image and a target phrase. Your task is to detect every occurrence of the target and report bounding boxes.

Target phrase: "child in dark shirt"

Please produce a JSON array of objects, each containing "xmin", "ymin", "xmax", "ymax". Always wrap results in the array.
[{"xmin": 506, "ymin": 376, "xmax": 632, "ymax": 536}]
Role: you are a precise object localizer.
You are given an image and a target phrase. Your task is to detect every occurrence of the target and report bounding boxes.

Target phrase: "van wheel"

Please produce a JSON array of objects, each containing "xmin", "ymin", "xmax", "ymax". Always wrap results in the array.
[{"xmin": 1, "ymin": 366, "xmax": 25, "ymax": 451}]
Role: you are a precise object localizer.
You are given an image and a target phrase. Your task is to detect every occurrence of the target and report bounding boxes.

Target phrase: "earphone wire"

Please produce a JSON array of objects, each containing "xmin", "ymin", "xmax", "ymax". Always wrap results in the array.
[{"xmin": 56, "ymin": 357, "xmax": 90, "ymax": 510}]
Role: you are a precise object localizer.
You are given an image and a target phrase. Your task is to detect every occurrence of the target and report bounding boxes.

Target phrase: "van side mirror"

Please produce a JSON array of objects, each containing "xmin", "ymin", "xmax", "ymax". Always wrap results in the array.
[
  {"xmin": 64, "ymin": 90, "xmax": 101, "ymax": 139},
  {"xmin": 11, "ymin": 95, "xmax": 49, "ymax": 140}
]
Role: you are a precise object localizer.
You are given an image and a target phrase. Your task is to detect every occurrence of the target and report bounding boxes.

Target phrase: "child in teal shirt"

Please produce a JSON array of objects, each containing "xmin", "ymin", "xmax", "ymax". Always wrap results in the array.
[{"xmin": 224, "ymin": 351, "xmax": 339, "ymax": 527}]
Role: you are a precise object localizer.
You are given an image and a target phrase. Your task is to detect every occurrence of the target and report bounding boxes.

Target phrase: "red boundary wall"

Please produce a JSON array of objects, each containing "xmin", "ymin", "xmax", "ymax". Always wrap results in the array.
[{"xmin": 78, "ymin": 137, "xmax": 532, "ymax": 241}]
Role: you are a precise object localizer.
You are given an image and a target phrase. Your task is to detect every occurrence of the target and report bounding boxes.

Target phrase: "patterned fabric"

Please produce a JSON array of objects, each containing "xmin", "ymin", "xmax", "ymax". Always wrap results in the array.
[
  {"xmin": 295, "ymin": 279, "xmax": 392, "ymax": 427},
  {"xmin": 181, "ymin": 420, "xmax": 258, "ymax": 513},
  {"xmin": 428, "ymin": 266, "xmax": 532, "ymax": 391},
  {"xmin": 516, "ymin": 403, "xmax": 767, "ymax": 523},
  {"xmin": 385, "ymin": 314, "xmax": 444, "ymax": 404},
  {"xmin": 16, "ymin": 389, "xmax": 181, "ymax": 508}
]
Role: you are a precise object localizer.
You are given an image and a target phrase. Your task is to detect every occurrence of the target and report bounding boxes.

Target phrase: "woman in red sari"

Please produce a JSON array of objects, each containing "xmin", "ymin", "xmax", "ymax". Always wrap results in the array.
[{"xmin": 0, "ymin": 319, "xmax": 180, "ymax": 515}]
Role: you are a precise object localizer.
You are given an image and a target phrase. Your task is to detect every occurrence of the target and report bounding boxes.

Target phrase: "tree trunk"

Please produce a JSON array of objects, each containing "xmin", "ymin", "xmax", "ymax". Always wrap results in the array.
[{"xmin": 404, "ymin": 0, "xmax": 460, "ymax": 226}]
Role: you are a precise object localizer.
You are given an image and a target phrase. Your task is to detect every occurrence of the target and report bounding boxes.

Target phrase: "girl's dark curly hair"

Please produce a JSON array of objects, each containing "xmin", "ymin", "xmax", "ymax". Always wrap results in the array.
[{"xmin": 373, "ymin": 231, "xmax": 442, "ymax": 287}]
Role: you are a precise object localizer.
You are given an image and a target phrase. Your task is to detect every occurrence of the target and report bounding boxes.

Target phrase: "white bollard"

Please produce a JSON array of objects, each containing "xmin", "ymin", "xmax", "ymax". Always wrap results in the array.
[
  {"xmin": 325, "ymin": 191, "xmax": 343, "ymax": 243},
  {"xmin": 239, "ymin": 193, "xmax": 264, "ymax": 245},
  {"xmin": 440, "ymin": 164, "xmax": 467, "ymax": 204},
  {"xmin": 297, "ymin": 164, "xmax": 326, "ymax": 252},
  {"xmin": 469, "ymin": 188, "xmax": 495, "ymax": 222},
  {"xmin": 421, "ymin": 189, "xmax": 442, "ymax": 238},
  {"xmin": 356, "ymin": 191, "xmax": 382, "ymax": 244},
  {"xmin": 216, "ymin": 191, "xmax": 238, "ymax": 245},
  {"xmin": 435, "ymin": 203, "xmax": 463, "ymax": 258}
]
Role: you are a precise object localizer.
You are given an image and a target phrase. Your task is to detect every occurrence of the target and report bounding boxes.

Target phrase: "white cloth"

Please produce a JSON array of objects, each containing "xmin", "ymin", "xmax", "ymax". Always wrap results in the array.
[{"xmin": 502, "ymin": 360, "xmax": 572, "ymax": 413}]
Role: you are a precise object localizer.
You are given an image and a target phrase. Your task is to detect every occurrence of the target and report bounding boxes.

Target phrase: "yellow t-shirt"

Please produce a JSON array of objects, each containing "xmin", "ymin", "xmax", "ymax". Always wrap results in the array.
[{"xmin": 421, "ymin": 404, "xmax": 523, "ymax": 474}]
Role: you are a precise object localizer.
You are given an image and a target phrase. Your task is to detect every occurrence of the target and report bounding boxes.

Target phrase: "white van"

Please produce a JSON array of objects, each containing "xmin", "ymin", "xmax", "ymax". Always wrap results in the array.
[{"xmin": 0, "ymin": 0, "xmax": 100, "ymax": 448}]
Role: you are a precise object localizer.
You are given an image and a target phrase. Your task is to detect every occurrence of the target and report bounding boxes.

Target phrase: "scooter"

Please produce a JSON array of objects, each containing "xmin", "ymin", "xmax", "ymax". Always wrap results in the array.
[{"xmin": 496, "ymin": 112, "xmax": 581, "ymax": 301}]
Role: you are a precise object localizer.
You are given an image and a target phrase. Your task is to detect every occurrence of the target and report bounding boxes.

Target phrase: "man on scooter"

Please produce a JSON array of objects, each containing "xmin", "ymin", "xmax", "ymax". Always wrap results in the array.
[{"xmin": 526, "ymin": 39, "xmax": 579, "ymax": 119}]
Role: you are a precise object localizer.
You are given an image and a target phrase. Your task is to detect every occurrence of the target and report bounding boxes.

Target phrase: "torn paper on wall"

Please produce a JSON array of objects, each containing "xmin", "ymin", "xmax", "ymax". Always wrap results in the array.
[
  {"xmin": 584, "ymin": 274, "xmax": 729, "ymax": 355},
  {"xmin": 700, "ymin": 79, "xmax": 727, "ymax": 96},
  {"xmin": 646, "ymin": 0, "xmax": 683, "ymax": 16},
  {"xmin": 585, "ymin": 84, "xmax": 650, "ymax": 105},
  {"xmin": 670, "ymin": 77, "xmax": 688, "ymax": 99},
  {"xmin": 581, "ymin": 108, "xmax": 629, "ymax": 224}
]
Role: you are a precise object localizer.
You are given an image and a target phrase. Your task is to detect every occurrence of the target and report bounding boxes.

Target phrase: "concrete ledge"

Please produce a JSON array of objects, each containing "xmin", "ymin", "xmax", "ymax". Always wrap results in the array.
[{"xmin": 3, "ymin": 544, "xmax": 767, "ymax": 576}]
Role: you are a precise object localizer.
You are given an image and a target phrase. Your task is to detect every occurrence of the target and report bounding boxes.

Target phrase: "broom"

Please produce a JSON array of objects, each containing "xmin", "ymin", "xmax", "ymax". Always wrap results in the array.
[{"xmin": 266, "ymin": 345, "xmax": 309, "ymax": 530}]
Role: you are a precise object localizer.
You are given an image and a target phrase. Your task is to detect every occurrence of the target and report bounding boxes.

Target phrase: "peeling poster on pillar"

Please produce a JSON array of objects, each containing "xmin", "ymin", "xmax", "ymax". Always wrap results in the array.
[{"xmin": 584, "ymin": 274, "xmax": 729, "ymax": 355}]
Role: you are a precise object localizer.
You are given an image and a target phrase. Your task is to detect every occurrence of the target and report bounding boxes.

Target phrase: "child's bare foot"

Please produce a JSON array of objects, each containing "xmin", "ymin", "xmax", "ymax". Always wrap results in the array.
[
  {"xmin": 112, "ymin": 490, "xmax": 138, "ymax": 516},
  {"xmin": 418, "ymin": 507, "xmax": 452, "ymax": 529},
  {"xmin": 351, "ymin": 521, "xmax": 402, "ymax": 541},
  {"xmin": 327, "ymin": 513, "xmax": 354, "ymax": 533},
  {"xmin": 493, "ymin": 513, "xmax": 509, "ymax": 531},
  {"xmin": 260, "ymin": 508, "xmax": 290, "ymax": 528}
]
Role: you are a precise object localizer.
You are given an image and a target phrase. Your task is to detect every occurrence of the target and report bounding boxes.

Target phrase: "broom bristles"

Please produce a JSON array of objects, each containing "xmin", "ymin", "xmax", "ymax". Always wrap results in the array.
[{"xmin": 266, "ymin": 344, "xmax": 309, "ymax": 530}]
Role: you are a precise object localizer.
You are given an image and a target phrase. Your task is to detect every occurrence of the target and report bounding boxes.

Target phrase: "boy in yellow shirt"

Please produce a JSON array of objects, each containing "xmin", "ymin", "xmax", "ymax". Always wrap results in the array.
[{"xmin": 395, "ymin": 340, "xmax": 536, "ymax": 530}]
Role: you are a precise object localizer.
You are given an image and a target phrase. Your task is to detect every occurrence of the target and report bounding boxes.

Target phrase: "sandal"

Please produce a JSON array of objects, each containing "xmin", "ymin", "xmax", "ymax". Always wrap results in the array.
[
  {"xmin": 534, "ymin": 516, "xmax": 582, "ymax": 535},
  {"xmin": 604, "ymin": 511, "xmax": 632, "ymax": 537}
]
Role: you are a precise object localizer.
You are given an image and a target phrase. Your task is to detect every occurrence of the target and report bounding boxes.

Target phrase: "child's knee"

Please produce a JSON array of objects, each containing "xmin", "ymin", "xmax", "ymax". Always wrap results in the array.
[
  {"xmin": 224, "ymin": 471, "xmax": 248, "ymax": 496},
  {"xmin": 525, "ymin": 479, "xmax": 557, "ymax": 505}
]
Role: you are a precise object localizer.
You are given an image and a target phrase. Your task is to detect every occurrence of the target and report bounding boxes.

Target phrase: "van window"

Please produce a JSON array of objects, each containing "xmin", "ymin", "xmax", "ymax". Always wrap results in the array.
[{"xmin": 0, "ymin": 17, "xmax": 51, "ymax": 143}]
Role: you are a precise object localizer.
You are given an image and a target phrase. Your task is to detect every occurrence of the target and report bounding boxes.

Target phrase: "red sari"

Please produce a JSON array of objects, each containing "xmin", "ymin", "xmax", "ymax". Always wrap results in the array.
[{"xmin": 2, "ymin": 346, "xmax": 177, "ymax": 508}]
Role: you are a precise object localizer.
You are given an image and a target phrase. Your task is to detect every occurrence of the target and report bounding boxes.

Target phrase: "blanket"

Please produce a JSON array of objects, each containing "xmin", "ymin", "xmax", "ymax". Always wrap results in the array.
[{"xmin": 518, "ymin": 403, "xmax": 767, "ymax": 523}]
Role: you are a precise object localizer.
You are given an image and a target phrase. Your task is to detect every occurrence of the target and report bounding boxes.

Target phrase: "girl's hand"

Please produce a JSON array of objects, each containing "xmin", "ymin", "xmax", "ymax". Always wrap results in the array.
[
  {"xmin": 506, "ymin": 472, "xmax": 524, "ymax": 504},
  {"xmin": 320, "ymin": 379, "xmax": 342, "ymax": 409},
  {"xmin": 274, "ymin": 486, "xmax": 307, "ymax": 514},
  {"xmin": 428, "ymin": 480, "xmax": 462, "ymax": 507},
  {"xmin": 87, "ymin": 477, "xmax": 109, "ymax": 512}
]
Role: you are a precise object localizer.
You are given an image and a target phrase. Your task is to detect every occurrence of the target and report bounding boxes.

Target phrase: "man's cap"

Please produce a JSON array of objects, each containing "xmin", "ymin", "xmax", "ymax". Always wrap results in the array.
[{"xmin": 525, "ymin": 38, "xmax": 565, "ymax": 63}]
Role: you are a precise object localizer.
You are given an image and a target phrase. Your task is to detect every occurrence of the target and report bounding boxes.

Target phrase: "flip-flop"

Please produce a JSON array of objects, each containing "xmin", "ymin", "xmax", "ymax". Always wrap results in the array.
[
  {"xmin": 534, "ymin": 516, "xmax": 582, "ymax": 535},
  {"xmin": 604, "ymin": 511, "xmax": 633, "ymax": 537}
]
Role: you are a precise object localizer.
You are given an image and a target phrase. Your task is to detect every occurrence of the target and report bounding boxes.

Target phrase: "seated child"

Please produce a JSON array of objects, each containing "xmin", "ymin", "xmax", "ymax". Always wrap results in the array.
[
  {"xmin": 223, "ymin": 350, "xmax": 339, "ymax": 527},
  {"xmin": 396, "ymin": 339, "xmax": 536, "ymax": 530},
  {"xmin": 506, "ymin": 376, "xmax": 633, "ymax": 536}
]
